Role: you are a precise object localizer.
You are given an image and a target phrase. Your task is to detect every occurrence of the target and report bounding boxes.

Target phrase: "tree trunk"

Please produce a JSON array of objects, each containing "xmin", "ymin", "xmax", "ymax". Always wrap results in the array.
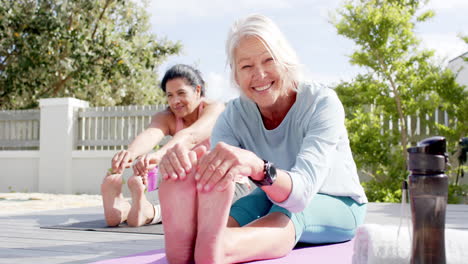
[
  {"xmin": 389, "ymin": 77, "xmax": 408, "ymax": 168},
  {"xmin": 378, "ymin": 57, "xmax": 408, "ymax": 169},
  {"xmin": 91, "ymin": 0, "xmax": 112, "ymax": 40},
  {"xmin": 52, "ymin": 74, "xmax": 73, "ymax": 96}
]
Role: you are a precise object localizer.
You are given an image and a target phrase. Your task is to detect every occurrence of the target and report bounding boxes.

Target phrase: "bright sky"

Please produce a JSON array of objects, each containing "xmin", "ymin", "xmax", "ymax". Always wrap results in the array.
[{"xmin": 147, "ymin": 0, "xmax": 468, "ymax": 102}]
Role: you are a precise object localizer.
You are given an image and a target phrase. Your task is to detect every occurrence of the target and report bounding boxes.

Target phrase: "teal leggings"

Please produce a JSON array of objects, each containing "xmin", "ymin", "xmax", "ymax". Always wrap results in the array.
[{"xmin": 230, "ymin": 188, "xmax": 367, "ymax": 244}]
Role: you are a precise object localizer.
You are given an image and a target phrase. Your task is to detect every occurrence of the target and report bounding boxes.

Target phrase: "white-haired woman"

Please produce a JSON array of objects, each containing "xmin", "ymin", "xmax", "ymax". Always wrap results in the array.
[{"xmin": 158, "ymin": 14, "xmax": 368, "ymax": 263}]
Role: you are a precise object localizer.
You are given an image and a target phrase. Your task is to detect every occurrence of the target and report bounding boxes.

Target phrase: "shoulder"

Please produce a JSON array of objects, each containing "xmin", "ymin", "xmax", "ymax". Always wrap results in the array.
[
  {"xmin": 200, "ymin": 98, "xmax": 225, "ymax": 112},
  {"xmin": 214, "ymin": 96, "xmax": 255, "ymax": 129},
  {"xmin": 224, "ymin": 96, "xmax": 255, "ymax": 115},
  {"xmin": 152, "ymin": 108, "xmax": 175, "ymax": 121},
  {"xmin": 211, "ymin": 97, "xmax": 255, "ymax": 147},
  {"xmin": 299, "ymin": 82, "xmax": 337, "ymax": 99},
  {"xmin": 149, "ymin": 108, "xmax": 176, "ymax": 132},
  {"xmin": 297, "ymin": 82, "xmax": 342, "ymax": 110},
  {"xmin": 292, "ymin": 82, "xmax": 345, "ymax": 129},
  {"xmin": 217, "ymin": 97, "xmax": 253, "ymax": 126}
]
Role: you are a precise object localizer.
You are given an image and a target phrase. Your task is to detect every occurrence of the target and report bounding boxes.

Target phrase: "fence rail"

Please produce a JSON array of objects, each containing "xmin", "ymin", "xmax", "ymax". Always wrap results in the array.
[
  {"xmin": 0, "ymin": 110, "xmax": 40, "ymax": 150},
  {"xmin": 0, "ymin": 103, "xmax": 457, "ymax": 151},
  {"xmin": 377, "ymin": 108, "xmax": 454, "ymax": 144},
  {"xmin": 76, "ymin": 105, "xmax": 170, "ymax": 151}
]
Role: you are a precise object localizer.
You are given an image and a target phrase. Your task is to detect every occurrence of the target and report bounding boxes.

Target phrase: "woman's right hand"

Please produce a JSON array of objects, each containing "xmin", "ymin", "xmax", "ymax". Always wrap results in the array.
[{"xmin": 111, "ymin": 150, "xmax": 136, "ymax": 174}]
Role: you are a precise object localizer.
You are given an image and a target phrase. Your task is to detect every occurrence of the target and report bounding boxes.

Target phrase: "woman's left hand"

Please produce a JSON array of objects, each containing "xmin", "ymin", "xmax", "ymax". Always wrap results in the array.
[
  {"xmin": 159, "ymin": 143, "xmax": 195, "ymax": 181},
  {"xmin": 133, "ymin": 153, "xmax": 158, "ymax": 177},
  {"xmin": 195, "ymin": 142, "xmax": 264, "ymax": 192}
]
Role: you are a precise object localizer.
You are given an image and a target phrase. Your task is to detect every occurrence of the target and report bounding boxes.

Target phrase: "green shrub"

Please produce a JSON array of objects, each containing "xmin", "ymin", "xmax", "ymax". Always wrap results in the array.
[{"xmin": 363, "ymin": 177, "xmax": 468, "ymax": 204}]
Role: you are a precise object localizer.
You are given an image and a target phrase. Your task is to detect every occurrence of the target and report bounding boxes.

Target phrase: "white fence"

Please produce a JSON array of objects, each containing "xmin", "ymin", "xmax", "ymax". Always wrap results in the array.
[
  {"xmin": 0, "ymin": 104, "xmax": 170, "ymax": 152},
  {"xmin": 0, "ymin": 98, "xmax": 169, "ymax": 194},
  {"xmin": 377, "ymin": 108, "xmax": 453, "ymax": 145},
  {"xmin": 76, "ymin": 105, "xmax": 169, "ymax": 151},
  {"xmin": 0, "ymin": 109, "xmax": 40, "ymax": 150},
  {"xmin": 0, "ymin": 97, "xmax": 463, "ymax": 194}
]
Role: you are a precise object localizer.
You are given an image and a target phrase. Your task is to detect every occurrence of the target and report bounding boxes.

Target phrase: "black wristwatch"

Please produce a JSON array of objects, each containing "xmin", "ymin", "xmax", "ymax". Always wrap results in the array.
[{"xmin": 250, "ymin": 160, "xmax": 277, "ymax": 187}]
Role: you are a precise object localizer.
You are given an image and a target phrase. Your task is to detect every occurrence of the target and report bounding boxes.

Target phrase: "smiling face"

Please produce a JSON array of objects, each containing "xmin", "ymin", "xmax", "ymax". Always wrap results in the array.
[
  {"xmin": 234, "ymin": 36, "xmax": 288, "ymax": 110},
  {"xmin": 165, "ymin": 78, "xmax": 201, "ymax": 118}
]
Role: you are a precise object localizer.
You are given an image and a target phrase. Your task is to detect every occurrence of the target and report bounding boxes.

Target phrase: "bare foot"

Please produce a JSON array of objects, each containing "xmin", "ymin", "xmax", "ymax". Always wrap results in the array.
[
  {"xmin": 195, "ymin": 182, "xmax": 235, "ymax": 264},
  {"xmin": 126, "ymin": 175, "xmax": 155, "ymax": 227},
  {"xmin": 159, "ymin": 176, "xmax": 198, "ymax": 264},
  {"xmin": 101, "ymin": 174, "xmax": 131, "ymax": 226}
]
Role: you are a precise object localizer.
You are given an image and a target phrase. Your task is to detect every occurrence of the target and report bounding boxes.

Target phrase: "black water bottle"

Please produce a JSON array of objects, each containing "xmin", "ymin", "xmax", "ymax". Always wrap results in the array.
[{"xmin": 407, "ymin": 136, "xmax": 448, "ymax": 264}]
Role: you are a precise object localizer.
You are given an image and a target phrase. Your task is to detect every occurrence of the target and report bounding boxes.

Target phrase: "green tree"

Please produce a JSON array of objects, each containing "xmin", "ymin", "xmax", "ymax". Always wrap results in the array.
[
  {"xmin": 0, "ymin": 0, "xmax": 181, "ymax": 110},
  {"xmin": 331, "ymin": 0, "xmax": 468, "ymax": 202},
  {"xmin": 462, "ymin": 35, "xmax": 468, "ymax": 46}
]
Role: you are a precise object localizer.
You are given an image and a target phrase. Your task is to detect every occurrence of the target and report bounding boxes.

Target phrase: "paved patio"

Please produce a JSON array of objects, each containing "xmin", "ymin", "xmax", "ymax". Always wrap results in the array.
[{"xmin": 0, "ymin": 203, "xmax": 467, "ymax": 264}]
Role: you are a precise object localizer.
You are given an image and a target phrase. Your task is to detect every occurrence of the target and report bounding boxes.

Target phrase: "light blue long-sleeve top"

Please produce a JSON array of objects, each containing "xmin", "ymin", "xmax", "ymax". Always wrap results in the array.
[{"xmin": 211, "ymin": 82, "xmax": 368, "ymax": 213}]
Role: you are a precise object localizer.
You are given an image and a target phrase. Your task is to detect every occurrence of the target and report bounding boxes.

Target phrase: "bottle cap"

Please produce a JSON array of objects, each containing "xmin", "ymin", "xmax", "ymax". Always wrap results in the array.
[{"xmin": 407, "ymin": 136, "xmax": 447, "ymax": 174}]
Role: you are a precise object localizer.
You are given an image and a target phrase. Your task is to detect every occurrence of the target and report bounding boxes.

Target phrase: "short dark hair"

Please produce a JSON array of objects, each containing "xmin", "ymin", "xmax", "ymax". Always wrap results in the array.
[{"xmin": 161, "ymin": 64, "xmax": 205, "ymax": 97}]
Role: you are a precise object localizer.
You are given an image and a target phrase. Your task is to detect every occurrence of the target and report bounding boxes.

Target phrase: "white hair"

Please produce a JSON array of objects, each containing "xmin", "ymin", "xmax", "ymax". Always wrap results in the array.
[{"xmin": 225, "ymin": 14, "xmax": 303, "ymax": 91}]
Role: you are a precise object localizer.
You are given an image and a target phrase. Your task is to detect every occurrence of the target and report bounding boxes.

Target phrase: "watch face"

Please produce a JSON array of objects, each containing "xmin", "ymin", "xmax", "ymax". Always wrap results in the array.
[
  {"xmin": 265, "ymin": 162, "xmax": 277, "ymax": 184},
  {"xmin": 250, "ymin": 160, "xmax": 277, "ymax": 187}
]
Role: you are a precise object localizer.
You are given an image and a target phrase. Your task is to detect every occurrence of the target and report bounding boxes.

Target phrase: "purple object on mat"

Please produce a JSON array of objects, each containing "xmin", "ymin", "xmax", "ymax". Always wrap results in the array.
[
  {"xmin": 147, "ymin": 167, "xmax": 159, "ymax": 192},
  {"xmin": 89, "ymin": 240, "xmax": 354, "ymax": 264}
]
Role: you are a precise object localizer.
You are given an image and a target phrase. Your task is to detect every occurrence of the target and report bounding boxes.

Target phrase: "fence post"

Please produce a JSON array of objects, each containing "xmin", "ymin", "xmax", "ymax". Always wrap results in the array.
[{"xmin": 38, "ymin": 98, "xmax": 89, "ymax": 193}]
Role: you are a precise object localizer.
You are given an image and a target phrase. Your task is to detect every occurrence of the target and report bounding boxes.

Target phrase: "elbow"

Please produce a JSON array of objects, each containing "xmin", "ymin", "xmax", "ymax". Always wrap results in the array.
[
  {"xmin": 275, "ymin": 185, "xmax": 310, "ymax": 213},
  {"xmin": 289, "ymin": 197, "xmax": 308, "ymax": 213},
  {"xmin": 289, "ymin": 181, "xmax": 317, "ymax": 213},
  {"xmin": 289, "ymin": 206, "xmax": 305, "ymax": 214},
  {"xmin": 285, "ymin": 171, "xmax": 314, "ymax": 213}
]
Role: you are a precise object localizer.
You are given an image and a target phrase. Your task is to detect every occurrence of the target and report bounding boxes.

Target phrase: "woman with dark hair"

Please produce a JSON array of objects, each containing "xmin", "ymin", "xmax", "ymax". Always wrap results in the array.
[{"xmin": 101, "ymin": 64, "xmax": 250, "ymax": 227}]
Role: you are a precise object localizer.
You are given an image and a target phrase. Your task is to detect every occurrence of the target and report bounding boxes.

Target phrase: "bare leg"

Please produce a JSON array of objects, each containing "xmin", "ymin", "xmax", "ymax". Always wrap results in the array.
[
  {"xmin": 227, "ymin": 216, "xmax": 240, "ymax": 227},
  {"xmin": 101, "ymin": 174, "xmax": 131, "ymax": 226},
  {"xmin": 126, "ymin": 175, "xmax": 156, "ymax": 227},
  {"xmin": 223, "ymin": 212, "xmax": 296, "ymax": 263},
  {"xmin": 159, "ymin": 175, "xmax": 198, "ymax": 264},
  {"xmin": 194, "ymin": 182, "xmax": 235, "ymax": 264},
  {"xmin": 195, "ymin": 182, "xmax": 296, "ymax": 263}
]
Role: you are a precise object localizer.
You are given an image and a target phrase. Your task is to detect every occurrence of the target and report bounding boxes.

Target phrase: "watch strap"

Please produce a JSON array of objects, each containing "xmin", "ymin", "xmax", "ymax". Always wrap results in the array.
[{"xmin": 250, "ymin": 160, "xmax": 276, "ymax": 187}]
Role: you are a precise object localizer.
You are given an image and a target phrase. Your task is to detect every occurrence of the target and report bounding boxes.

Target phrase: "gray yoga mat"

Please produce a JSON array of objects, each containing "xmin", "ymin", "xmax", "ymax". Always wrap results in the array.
[{"xmin": 41, "ymin": 219, "xmax": 164, "ymax": 235}]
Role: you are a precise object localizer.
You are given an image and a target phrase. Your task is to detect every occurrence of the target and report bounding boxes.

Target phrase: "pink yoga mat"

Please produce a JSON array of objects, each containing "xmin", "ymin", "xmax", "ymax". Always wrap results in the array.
[{"xmin": 90, "ymin": 240, "xmax": 354, "ymax": 264}]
